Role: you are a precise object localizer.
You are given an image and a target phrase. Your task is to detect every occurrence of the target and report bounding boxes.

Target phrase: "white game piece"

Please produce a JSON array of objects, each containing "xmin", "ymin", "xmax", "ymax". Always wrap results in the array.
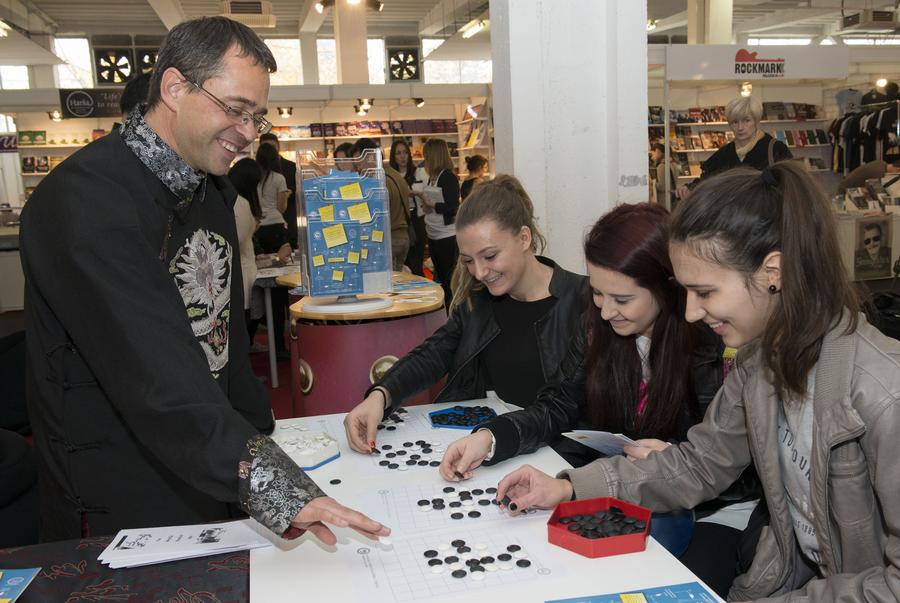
[
  {"xmin": 449, "ymin": 562, "xmax": 463, "ymax": 571},
  {"xmin": 474, "ymin": 542, "xmax": 488, "ymax": 550},
  {"xmin": 378, "ymin": 536, "xmax": 393, "ymax": 546},
  {"xmin": 447, "ymin": 491, "xmax": 460, "ymax": 500},
  {"xmin": 438, "ymin": 543, "xmax": 451, "ymax": 551},
  {"xmin": 484, "ymin": 563, "xmax": 498, "ymax": 572},
  {"xmin": 398, "ymin": 464, "xmax": 410, "ymax": 471},
  {"xmin": 409, "ymin": 445, "xmax": 421, "ymax": 452},
  {"xmin": 418, "ymin": 505, "xmax": 431, "ymax": 513},
  {"xmin": 462, "ymin": 499, "xmax": 475, "ymax": 507},
  {"xmin": 514, "ymin": 550, "xmax": 528, "ymax": 559},
  {"xmin": 499, "ymin": 563, "xmax": 513, "ymax": 571},
  {"xmin": 430, "ymin": 564, "xmax": 445, "ymax": 574},
  {"xmin": 460, "ymin": 552, "xmax": 474, "ymax": 561},
  {"xmin": 471, "ymin": 571, "xmax": 486, "ymax": 581}
]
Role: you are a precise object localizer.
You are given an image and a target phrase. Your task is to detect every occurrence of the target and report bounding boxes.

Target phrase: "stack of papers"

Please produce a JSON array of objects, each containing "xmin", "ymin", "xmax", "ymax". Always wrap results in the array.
[
  {"xmin": 562, "ymin": 430, "xmax": 639, "ymax": 457},
  {"xmin": 98, "ymin": 519, "xmax": 273, "ymax": 568}
]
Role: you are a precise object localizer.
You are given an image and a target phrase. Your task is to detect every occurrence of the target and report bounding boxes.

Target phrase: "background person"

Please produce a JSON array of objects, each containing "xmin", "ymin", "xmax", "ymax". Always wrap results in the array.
[
  {"xmin": 258, "ymin": 132, "xmax": 298, "ymax": 249},
  {"xmin": 420, "ymin": 138, "xmax": 460, "ymax": 305},
  {"xmin": 227, "ymin": 157, "xmax": 263, "ymax": 334},
  {"xmin": 343, "ymin": 176, "xmax": 587, "ymax": 454},
  {"xmin": 461, "ymin": 154, "xmax": 489, "ymax": 201},
  {"xmin": 391, "ymin": 139, "xmax": 426, "ymax": 276},
  {"xmin": 676, "ymin": 96, "xmax": 791, "ymax": 200},
  {"xmin": 354, "ymin": 138, "xmax": 410, "ymax": 271}
]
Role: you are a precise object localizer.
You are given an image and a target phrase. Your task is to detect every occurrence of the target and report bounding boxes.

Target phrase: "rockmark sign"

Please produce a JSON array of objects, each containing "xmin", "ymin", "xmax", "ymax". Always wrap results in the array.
[{"xmin": 734, "ymin": 49, "xmax": 785, "ymax": 78}]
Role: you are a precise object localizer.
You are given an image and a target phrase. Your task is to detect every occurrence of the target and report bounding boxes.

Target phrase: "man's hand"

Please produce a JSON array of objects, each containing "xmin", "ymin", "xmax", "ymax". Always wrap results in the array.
[
  {"xmin": 343, "ymin": 391, "xmax": 386, "ymax": 453},
  {"xmin": 290, "ymin": 496, "xmax": 389, "ymax": 545},
  {"xmin": 438, "ymin": 430, "xmax": 493, "ymax": 481},
  {"xmin": 495, "ymin": 464, "xmax": 573, "ymax": 515}
]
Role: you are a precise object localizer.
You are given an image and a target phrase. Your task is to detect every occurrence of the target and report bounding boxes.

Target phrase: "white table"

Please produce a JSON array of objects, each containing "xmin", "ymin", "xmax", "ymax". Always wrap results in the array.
[{"xmin": 251, "ymin": 400, "xmax": 724, "ymax": 603}]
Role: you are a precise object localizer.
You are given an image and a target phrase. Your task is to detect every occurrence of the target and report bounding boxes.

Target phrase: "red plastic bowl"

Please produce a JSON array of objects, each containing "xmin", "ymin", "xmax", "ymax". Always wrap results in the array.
[{"xmin": 547, "ymin": 497, "xmax": 651, "ymax": 558}]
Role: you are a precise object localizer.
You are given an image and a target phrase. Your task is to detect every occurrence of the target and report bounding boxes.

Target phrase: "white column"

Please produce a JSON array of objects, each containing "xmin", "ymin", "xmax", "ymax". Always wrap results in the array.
[
  {"xmin": 688, "ymin": 0, "xmax": 733, "ymax": 44},
  {"xmin": 333, "ymin": 0, "xmax": 368, "ymax": 85},
  {"xmin": 28, "ymin": 33, "xmax": 57, "ymax": 88},
  {"xmin": 300, "ymin": 33, "xmax": 319, "ymax": 85},
  {"xmin": 491, "ymin": 0, "xmax": 649, "ymax": 273}
]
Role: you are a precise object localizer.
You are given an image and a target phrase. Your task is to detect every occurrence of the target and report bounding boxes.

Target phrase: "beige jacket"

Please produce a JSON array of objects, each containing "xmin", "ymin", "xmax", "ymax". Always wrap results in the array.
[{"xmin": 560, "ymin": 312, "xmax": 900, "ymax": 602}]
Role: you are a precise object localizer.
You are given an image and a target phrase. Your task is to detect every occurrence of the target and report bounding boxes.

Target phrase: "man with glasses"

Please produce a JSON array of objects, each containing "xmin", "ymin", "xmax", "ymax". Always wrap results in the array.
[
  {"xmin": 855, "ymin": 220, "xmax": 893, "ymax": 279},
  {"xmin": 20, "ymin": 16, "xmax": 388, "ymax": 546}
]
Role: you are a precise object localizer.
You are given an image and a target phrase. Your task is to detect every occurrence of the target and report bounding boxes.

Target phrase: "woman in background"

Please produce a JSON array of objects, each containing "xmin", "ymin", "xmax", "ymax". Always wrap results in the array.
[
  {"xmin": 228, "ymin": 158, "xmax": 264, "ymax": 337},
  {"xmin": 461, "ymin": 154, "xmax": 489, "ymax": 201},
  {"xmin": 391, "ymin": 139, "xmax": 426, "ymax": 276},
  {"xmin": 420, "ymin": 138, "xmax": 460, "ymax": 304}
]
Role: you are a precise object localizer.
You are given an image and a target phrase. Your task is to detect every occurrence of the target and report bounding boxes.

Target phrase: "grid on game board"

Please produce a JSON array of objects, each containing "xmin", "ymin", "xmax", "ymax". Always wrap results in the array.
[
  {"xmin": 375, "ymin": 527, "xmax": 546, "ymax": 602},
  {"xmin": 388, "ymin": 482, "xmax": 508, "ymax": 532}
]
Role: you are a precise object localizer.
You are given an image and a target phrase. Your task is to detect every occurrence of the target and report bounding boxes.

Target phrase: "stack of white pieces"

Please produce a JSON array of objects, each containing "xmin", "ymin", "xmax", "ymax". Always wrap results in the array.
[{"xmin": 98, "ymin": 519, "xmax": 274, "ymax": 568}]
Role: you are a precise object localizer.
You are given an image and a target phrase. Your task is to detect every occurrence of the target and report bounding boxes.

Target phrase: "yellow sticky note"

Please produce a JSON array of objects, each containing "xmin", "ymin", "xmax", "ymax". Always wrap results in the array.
[
  {"xmin": 339, "ymin": 182, "xmax": 363, "ymax": 200},
  {"xmin": 361, "ymin": 235, "xmax": 370, "ymax": 241},
  {"xmin": 371, "ymin": 230, "xmax": 384, "ymax": 243},
  {"xmin": 328, "ymin": 257, "xmax": 344, "ymax": 263},
  {"xmin": 348, "ymin": 251, "xmax": 360, "ymax": 264},
  {"xmin": 332, "ymin": 270, "xmax": 344, "ymax": 282},
  {"xmin": 619, "ymin": 594, "xmax": 648, "ymax": 603},
  {"xmin": 347, "ymin": 202, "xmax": 373, "ymax": 223},
  {"xmin": 361, "ymin": 248, "xmax": 369, "ymax": 259},
  {"xmin": 322, "ymin": 223, "xmax": 348, "ymax": 248},
  {"xmin": 319, "ymin": 204, "xmax": 335, "ymax": 222},
  {"xmin": 312, "ymin": 255, "xmax": 325, "ymax": 267}
]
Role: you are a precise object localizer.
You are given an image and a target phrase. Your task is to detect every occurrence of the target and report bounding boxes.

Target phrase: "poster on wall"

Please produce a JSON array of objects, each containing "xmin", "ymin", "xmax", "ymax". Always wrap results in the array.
[
  {"xmin": 854, "ymin": 217, "xmax": 893, "ymax": 280},
  {"xmin": 666, "ymin": 45, "xmax": 849, "ymax": 81},
  {"xmin": 0, "ymin": 135, "xmax": 17, "ymax": 153},
  {"xmin": 59, "ymin": 89, "xmax": 123, "ymax": 119}
]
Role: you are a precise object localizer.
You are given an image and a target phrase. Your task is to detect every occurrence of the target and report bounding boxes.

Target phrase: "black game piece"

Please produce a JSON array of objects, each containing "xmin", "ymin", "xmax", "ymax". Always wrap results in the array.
[
  {"xmin": 500, "ymin": 495, "xmax": 512, "ymax": 506},
  {"xmin": 516, "ymin": 559, "xmax": 531, "ymax": 568},
  {"xmin": 386, "ymin": 426, "xmax": 396, "ymax": 431},
  {"xmin": 386, "ymin": 452, "xmax": 396, "ymax": 458},
  {"xmin": 449, "ymin": 501, "xmax": 462, "ymax": 508},
  {"xmin": 428, "ymin": 558, "xmax": 443, "ymax": 566},
  {"xmin": 396, "ymin": 450, "xmax": 406, "ymax": 456},
  {"xmin": 422, "ymin": 448, "xmax": 433, "ymax": 454},
  {"xmin": 424, "ymin": 550, "xmax": 438, "ymax": 558},
  {"xmin": 454, "ymin": 470, "xmax": 464, "ymax": 479},
  {"xmin": 329, "ymin": 479, "xmax": 341, "ymax": 485},
  {"xmin": 471, "ymin": 489, "xmax": 484, "ymax": 496},
  {"xmin": 406, "ymin": 460, "xmax": 417, "ymax": 466},
  {"xmin": 388, "ymin": 463, "xmax": 399, "ymax": 469},
  {"xmin": 377, "ymin": 424, "xmax": 385, "ymax": 430},
  {"xmin": 409, "ymin": 454, "xmax": 420, "ymax": 460},
  {"xmin": 486, "ymin": 487, "xmax": 497, "ymax": 494},
  {"xmin": 381, "ymin": 444, "xmax": 392, "ymax": 450},
  {"xmin": 507, "ymin": 544, "xmax": 521, "ymax": 552},
  {"xmin": 470, "ymin": 565, "xmax": 485, "ymax": 572},
  {"xmin": 431, "ymin": 498, "xmax": 444, "ymax": 505},
  {"xmin": 417, "ymin": 499, "xmax": 430, "ymax": 506},
  {"xmin": 497, "ymin": 553, "xmax": 512, "ymax": 562},
  {"xmin": 370, "ymin": 448, "xmax": 380, "ymax": 455},
  {"xmin": 444, "ymin": 555, "xmax": 459, "ymax": 563},
  {"xmin": 404, "ymin": 442, "xmax": 413, "ymax": 447},
  {"xmin": 478, "ymin": 499, "xmax": 491, "ymax": 506},
  {"xmin": 457, "ymin": 546, "xmax": 472, "ymax": 553},
  {"xmin": 443, "ymin": 486, "xmax": 456, "ymax": 493},
  {"xmin": 418, "ymin": 460, "xmax": 429, "ymax": 466},
  {"xmin": 429, "ymin": 461, "xmax": 441, "ymax": 467},
  {"xmin": 433, "ymin": 504, "xmax": 445, "ymax": 510},
  {"xmin": 465, "ymin": 559, "xmax": 480, "ymax": 567},
  {"xmin": 451, "ymin": 539, "xmax": 465, "ymax": 547},
  {"xmin": 379, "ymin": 460, "xmax": 390, "ymax": 466},
  {"xmin": 468, "ymin": 511, "xmax": 481, "ymax": 518},
  {"xmin": 480, "ymin": 556, "xmax": 495, "ymax": 564},
  {"xmin": 451, "ymin": 569, "xmax": 467, "ymax": 579},
  {"xmin": 451, "ymin": 512, "xmax": 464, "ymax": 520}
]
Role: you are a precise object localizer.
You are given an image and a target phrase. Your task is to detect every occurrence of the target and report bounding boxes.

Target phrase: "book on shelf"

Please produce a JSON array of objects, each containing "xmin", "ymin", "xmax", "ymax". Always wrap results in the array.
[
  {"xmin": 815, "ymin": 129, "xmax": 829, "ymax": 144},
  {"xmin": 795, "ymin": 130, "xmax": 808, "ymax": 147},
  {"xmin": 724, "ymin": 131, "xmax": 735, "ymax": 143},
  {"xmin": 648, "ymin": 106, "xmax": 664, "ymax": 124},
  {"xmin": 689, "ymin": 134, "xmax": 702, "ymax": 150},
  {"xmin": 35, "ymin": 156, "xmax": 49, "ymax": 173},
  {"xmin": 763, "ymin": 102, "xmax": 787, "ymax": 120},
  {"xmin": 672, "ymin": 136, "xmax": 687, "ymax": 151},
  {"xmin": 674, "ymin": 153, "xmax": 691, "ymax": 176},
  {"xmin": 774, "ymin": 130, "xmax": 787, "ymax": 144},
  {"xmin": 688, "ymin": 161, "xmax": 702, "ymax": 177},
  {"xmin": 783, "ymin": 102, "xmax": 797, "ymax": 119},
  {"xmin": 310, "ymin": 123, "xmax": 323, "ymax": 137},
  {"xmin": 805, "ymin": 129, "xmax": 817, "ymax": 145},
  {"xmin": 21, "ymin": 156, "xmax": 35, "ymax": 173},
  {"xmin": 808, "ymin": 157, "xmax": 826, "ymax": 169},
  {"xmin": 785, "ymin": 131, "xmax": 796, "ymax": 146},
  {"xmin": 688, "ymin": 107, "xmax": 704, "ymax": 123},
  {"xmin": 48, "ymin": 156, "xmax": 65, "ymax": 170},
  {"xmin": 700, "ymin": 132, "xmax": 715, "ymax": 150}
]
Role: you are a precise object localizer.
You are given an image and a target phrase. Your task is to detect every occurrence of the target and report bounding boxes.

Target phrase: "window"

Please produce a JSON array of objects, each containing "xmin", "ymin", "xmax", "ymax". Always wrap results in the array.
[
  {"xmin": 54, "ymin": 37, "xmax": 93, "ymax": 88},
  {"xmin": 315, "ymin": 38, "xmax": 388, "ymax": 84},
  {"xmin": 0, "ymin": 66, "xmax": 29, "ymax": 90},
  {"xmin": 264, "ymin": 39, "xmax": 303, "ymax": 85},
  {"xmin": 841, "ymin": 37, "xmax": 900, "ymax": 45},
  {"xmin": 422, "ymin": 38, "xmax": 492, "ymax": 84},
  {"xmin": 0, "ymin": 113, "xmax": 16, "ymax": 133},
  {"xmin": 367, "ymin": 38, "xmax": 385, "ymax": 84}
]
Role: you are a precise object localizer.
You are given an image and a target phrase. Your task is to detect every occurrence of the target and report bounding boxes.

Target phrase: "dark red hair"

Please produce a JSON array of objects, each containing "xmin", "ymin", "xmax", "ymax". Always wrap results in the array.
[{"xmin": 584, "ymin": 203, "xmax": 700, "ymax": 440}]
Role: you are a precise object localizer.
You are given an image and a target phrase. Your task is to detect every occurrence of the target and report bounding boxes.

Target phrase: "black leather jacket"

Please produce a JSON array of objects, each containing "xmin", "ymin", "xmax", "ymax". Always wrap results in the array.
[
  {"xmin": 371, "ymin": 257, "xmax": 589, "ymax": 413},
  {"xmin": 483, "ymin": 320, "xmax": 725, "ymax": 464}
]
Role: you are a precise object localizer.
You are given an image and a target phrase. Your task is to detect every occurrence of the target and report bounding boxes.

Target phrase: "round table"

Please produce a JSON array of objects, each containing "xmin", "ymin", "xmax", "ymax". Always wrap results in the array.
[{"xmin": 287, "ymin": 272, "xmax": 447, "ymax": 417}]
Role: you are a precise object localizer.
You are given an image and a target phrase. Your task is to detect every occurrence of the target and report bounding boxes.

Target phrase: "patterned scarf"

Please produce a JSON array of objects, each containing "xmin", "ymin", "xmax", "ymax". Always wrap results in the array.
[{"xmin": 120, "ymin": 104, "xmax": 205, "ymax": 203}]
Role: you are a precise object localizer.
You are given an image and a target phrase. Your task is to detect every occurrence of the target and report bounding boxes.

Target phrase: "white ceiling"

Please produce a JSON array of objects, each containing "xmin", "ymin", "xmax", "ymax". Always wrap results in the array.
[{"xmin": 9, "ymin": 1, "xmax": 900, "ymax": 41}]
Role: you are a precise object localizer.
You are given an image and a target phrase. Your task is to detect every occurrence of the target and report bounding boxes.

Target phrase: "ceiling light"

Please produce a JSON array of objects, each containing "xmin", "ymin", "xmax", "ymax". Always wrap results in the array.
[
  {"xmin": 0, "ymin": 21, "xmax": 10, "ymax": 38},
  {"xmin": 460, "ymin": 19, "xmax": 486, "ymax": 39},
  {"xmin": 47, "ymin": 110, "xmax": 62, "ymax": 122},
  {"xmin": 876, "ymin": 77, "xmax": 888, "ymax": 88},
  {"xmin": 466, "ymin": 104, "xmax": 478, "ymax": 119},
  {"xmin": 414, "ymin": 97, "xmax": 425, "ymax": 108},
  {"xmin": 277, "ymin": 106, "xmax": 293, "ymax": 118},
  {"xmin": 354, "ymin": 104, "xmax": 367, "ymax": 117},
  {"xmin": 646, "ymin": 19, "xmax": 658, "ymax": 32},
  {"xmin": 315, "ymin": 2, "xmax": 325, "ymax": 13},
  {"xmin": 359, "ymin": 98, "xmax": 372, "ymax": 110},
  {"xmin": 740, "ymin": 82, "xmax": 752, "ymax": 97},
  {"xmin": 347, "ymin": 0, "xmax": 361, "ymax": 4}
]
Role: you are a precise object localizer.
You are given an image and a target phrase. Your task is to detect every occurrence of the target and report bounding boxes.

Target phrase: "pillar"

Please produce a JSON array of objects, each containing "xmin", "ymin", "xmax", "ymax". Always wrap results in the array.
[
  {"xmin": 491, "ymin": 0, "xmax": 649, "ymax": 273},
  {"xmin": 688, "ymin": 0, "xmax": 733, "ymax": 45},
  {"xmin": 333, "ymin": 0, "xmax": 368, "ymax": 84},
  {"xmin": 300, "ymin": 33, "xmax": 319, "ymax": 85}
]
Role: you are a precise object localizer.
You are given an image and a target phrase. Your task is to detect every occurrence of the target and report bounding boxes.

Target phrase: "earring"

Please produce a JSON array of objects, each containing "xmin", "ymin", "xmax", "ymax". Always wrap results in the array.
[{"xmin": 768, "ymin": 284, "xmax": 779, "ymax": 294}]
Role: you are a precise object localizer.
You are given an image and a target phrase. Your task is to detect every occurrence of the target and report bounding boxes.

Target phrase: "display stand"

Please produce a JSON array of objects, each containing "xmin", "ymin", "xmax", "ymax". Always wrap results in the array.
[{"xmin": 296, "ymin": 147, "xmax": 394, "ymax": 314}]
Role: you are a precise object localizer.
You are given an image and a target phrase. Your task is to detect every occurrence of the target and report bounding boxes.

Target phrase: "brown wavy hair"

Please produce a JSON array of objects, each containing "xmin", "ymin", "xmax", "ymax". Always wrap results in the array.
[
  {"xmin": 670, "ymin": 162, "xmax": 859, "ymax": 398},
  {"xmin": 584, "ymin": 203, "xmax": 700, "ymax": 440},
  {"xmin": 449, "ymin": 175, "xmax": 546, "ymax": 314}
]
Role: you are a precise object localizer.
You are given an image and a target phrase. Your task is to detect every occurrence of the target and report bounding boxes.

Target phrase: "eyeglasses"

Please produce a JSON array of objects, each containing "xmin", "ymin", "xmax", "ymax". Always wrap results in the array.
[
  {"xmin": 864, "ymin": 235, "xmax": 881, "ymax": 245},
  {"xmin": 185, "ymin": 80, "xmax": 272, "ymax": 135}
]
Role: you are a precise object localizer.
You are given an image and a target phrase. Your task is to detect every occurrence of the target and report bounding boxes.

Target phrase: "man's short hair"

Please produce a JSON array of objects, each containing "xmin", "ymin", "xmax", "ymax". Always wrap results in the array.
[
  {"xmin": 864, "ymin": 223, "xmax": 882, "ymax": 236},
  {"xmin": 352, "ymin": 138, "xmax": 379, "ymax": 157},
  {"xmin": 120, "ymin": 73, "xmax": 151, "ymax": 115},
  {"xmin": 146, "ymin": 16, "xmax": 277, "ymax": 110},
  {"xmin": 259, "ymin": 132, "xmax": 279, "ymax": 147}
]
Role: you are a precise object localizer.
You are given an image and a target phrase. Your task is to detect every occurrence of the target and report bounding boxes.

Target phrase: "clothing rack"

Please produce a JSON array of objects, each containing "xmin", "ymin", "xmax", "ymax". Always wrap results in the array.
[{"xmin": 858, "ymin": 99, "xmax": 900, "ymax": 141}]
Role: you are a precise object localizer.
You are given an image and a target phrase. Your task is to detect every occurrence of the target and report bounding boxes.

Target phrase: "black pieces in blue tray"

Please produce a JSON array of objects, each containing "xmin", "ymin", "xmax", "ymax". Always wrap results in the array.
[{"xmin": 429, "ymin": 405, "xmax": 498, "ymax": 428}]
